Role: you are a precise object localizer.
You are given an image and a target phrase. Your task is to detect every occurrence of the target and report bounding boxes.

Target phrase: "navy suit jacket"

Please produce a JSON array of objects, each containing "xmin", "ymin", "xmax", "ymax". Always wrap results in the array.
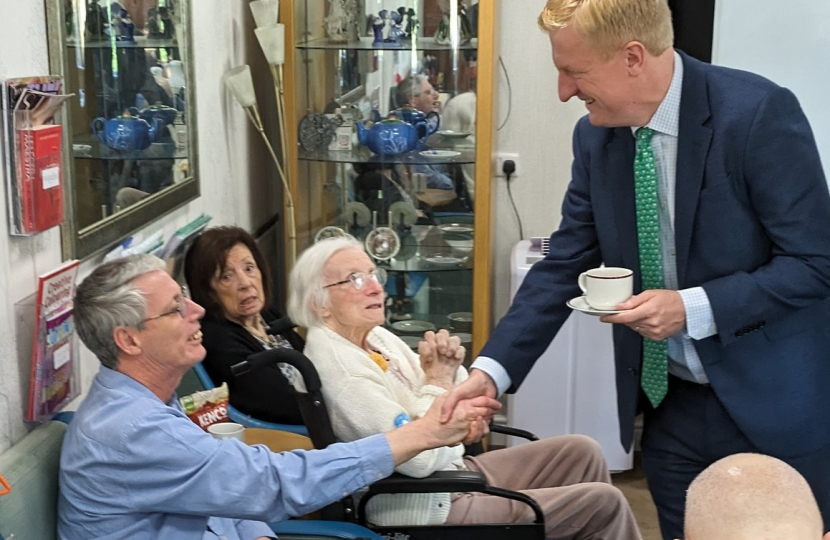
[{"xmin": 482, "ymin": 51, "xmax": 830, "ymax": 457}]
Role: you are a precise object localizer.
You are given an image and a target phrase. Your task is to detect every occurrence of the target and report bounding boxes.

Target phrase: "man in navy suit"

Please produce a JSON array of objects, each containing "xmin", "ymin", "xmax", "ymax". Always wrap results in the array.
[{"xmin": 441, "ymin": 0, "xmax": 830, "ymax": 538}]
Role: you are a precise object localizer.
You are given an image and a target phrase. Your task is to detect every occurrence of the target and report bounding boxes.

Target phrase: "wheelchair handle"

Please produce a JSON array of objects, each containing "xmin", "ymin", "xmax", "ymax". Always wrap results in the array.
[{"xmin": 231, "ymin": 347, "xmax": 324, "ymax": 393}]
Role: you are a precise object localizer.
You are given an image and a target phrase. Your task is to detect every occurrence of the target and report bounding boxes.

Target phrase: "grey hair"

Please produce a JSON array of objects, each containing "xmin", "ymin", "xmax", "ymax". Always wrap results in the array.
[
  {"xmin": 395, "ymin": 73, "xmax": 431, "ymax": 108},
  {"xmin": 74, "ymin": 254, "xmax": 167, "ymax": 369},
  {"xmin": 287, "ymin": 235, "xmax": 365, "ymax": 328}
]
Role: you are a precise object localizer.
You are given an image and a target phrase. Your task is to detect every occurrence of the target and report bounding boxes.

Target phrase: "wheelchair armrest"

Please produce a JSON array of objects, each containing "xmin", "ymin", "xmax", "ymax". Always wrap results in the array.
[
  {"xmin": 368, "ymin": 471, "xmax": 487, "ymax": 494},
  {"xmin": 489, "ymin": 423, "xmax": 539, "ymax": 442},
  {"xmin": 359, "ymin": 471, "xmax": 545, "ymax": 525}
]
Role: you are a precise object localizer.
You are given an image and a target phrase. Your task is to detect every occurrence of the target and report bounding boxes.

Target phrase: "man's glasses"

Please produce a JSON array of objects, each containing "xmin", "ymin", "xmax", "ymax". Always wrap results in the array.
[
  {"xmin": 142, "ymin": 286, "xmax": 190, "ymax": 323},
  {"xmin": 323, "ymin": 268, "xmax": 387, "ymax": 291}
]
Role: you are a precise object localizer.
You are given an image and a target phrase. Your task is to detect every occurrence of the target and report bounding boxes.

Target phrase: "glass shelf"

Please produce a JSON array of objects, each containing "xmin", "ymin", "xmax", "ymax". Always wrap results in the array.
[
  {"xmin": 72, "ymin": 134, "xmax": 188, "ymax": 161},
  {"xmin": 296, "ymin": 36, "xmax": 477, "ymax": 51},
  {"xmin": 66, "ymin": 39, "xmax": 180, "ymax": 49},
  {"xmin": 298, "ymin": 146, "xmax": 475, "ymax": 165},
  {"xmin": 289, "ymin": 0, "xmax": 492, "ymax": 348}
]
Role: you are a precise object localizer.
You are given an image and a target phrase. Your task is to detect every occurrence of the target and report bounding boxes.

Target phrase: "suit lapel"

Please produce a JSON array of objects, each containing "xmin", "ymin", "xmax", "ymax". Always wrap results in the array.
[
  {"xmin": 675, "ymin": 52, "xmax": 713, "ymax": 286},
  {"xmin": 605, "ymin": 129, "xmax": 640, "ymax": 284}
]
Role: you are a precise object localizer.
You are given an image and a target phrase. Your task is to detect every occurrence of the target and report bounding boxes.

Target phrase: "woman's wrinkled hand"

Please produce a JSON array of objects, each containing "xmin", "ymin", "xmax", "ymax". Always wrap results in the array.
[{"xmin": 418, "ymin": 329, "xmax": 465, "ymax": 388}]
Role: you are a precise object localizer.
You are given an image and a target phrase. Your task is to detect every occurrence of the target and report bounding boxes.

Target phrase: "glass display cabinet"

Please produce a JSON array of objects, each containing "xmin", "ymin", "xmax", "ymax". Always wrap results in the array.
[
  {"xmin": 46, "ymin": 0, "xmax": 199, "ymax": 259},
  {"xmin": 284, "ymin": 0, "xmax": 496, "ymax": 353}
]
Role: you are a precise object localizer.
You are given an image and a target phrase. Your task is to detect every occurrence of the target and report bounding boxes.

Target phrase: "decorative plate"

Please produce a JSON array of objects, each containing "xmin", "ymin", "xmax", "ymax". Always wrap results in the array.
[{"xmin": 365, "ymin": 227, "xmax": 400, "ymax": 261}]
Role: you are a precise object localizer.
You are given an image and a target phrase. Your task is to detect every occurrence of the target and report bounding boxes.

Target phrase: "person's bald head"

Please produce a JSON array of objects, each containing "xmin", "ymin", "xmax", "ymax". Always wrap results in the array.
[{"xmin": 684, "ymin": 453, "xmax": 826, "ymax": 540}]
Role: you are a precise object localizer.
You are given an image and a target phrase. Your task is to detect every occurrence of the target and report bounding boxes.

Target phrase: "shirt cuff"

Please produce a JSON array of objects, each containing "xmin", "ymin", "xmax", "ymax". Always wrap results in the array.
[
  {"xmin": 236, "ymin": 519, "xmax": 276, "ymax": 540},
  {"xmin": 470, "ymin": 357, "xmax": 511, "ymax": 396},
  {"xmin": 679, "ymin": 287, "xmax": 718, "ymax": 339},
  {"xmin": 354, "ymin": 433, "xmax": 395, "ymax": 482}
]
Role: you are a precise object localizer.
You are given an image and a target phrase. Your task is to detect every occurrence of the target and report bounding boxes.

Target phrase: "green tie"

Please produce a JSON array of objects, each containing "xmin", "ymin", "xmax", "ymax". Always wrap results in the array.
[{"xmin": 634, "ymin": 127, "xmax": 668, "ymax": 408}]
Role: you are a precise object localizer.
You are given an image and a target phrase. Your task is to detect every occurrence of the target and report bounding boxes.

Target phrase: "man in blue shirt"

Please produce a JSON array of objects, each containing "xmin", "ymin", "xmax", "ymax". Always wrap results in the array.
[{"xmin": 58, "ymin": 254, "xmax": 498, "ymax": 540}]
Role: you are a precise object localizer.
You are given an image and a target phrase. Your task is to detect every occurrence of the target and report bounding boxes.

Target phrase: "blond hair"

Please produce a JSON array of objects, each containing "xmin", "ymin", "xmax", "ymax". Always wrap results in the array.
[{"xmin": 537, "ymin": 0, "xmax": 673, "ymax": 57}]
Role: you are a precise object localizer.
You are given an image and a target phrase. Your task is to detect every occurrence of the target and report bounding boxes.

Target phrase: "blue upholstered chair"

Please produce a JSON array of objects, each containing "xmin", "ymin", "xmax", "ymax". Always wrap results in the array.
[{"xmin": 193, "ymin": 362, "xmax": 308, "ymax": 436}]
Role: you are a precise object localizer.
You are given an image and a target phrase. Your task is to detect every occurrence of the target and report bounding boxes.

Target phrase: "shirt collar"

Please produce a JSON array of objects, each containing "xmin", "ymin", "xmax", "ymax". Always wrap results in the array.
[{"xmin": 631, "ymin": 50, "xmax": 683, "ymax": 138}]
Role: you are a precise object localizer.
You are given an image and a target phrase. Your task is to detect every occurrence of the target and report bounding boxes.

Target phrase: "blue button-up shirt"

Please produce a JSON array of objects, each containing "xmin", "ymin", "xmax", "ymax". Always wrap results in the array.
[{"xmin": 59, "ymin": 367, "xmax": 393, "ymax": 540}]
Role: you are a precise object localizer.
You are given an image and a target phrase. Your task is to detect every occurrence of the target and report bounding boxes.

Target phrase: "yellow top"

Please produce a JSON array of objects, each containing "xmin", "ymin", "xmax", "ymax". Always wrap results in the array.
[{"xmin": 369, "ymin": 351, "xmax": 388, "ymax": 372}]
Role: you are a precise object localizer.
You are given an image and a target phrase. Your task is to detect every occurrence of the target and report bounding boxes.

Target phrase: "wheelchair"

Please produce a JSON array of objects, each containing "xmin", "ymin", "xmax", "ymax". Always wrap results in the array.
[{"xmin": 232, "ymin": 346, "xmax": 547, "ymax": 540}]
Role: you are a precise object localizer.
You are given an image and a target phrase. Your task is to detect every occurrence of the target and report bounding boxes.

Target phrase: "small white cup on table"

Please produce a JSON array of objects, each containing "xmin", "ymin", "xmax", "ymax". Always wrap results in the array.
[{"xmin": 207, "ymin": 422, "xmax": 245, "ymax": 441}]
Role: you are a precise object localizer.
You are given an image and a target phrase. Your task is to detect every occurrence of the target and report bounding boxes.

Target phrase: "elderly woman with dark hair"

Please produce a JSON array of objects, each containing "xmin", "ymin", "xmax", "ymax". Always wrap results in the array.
[
  {"xmin": 184, "ymin": 226, "xmax": 303, "ymax": 425},
  {"xmin": 287, "ymin": 236, "xmax": 642, "ymax": 540}
]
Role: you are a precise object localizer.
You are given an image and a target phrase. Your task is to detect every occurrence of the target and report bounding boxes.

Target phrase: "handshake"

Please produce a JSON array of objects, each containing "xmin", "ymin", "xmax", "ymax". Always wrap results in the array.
[
  {"xmin": 386, "ymin": 370, "xmax": 501, "ymax": 465},
  {"xmin": 385, "ymin": 374, "xmax": 500, "ymax": 465}
]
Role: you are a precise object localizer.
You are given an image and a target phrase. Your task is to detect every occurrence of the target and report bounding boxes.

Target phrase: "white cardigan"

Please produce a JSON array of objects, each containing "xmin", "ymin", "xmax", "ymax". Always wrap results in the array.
[{"xmin": 304, "ymin": 325, "xmax": 468, "ymax": 526}]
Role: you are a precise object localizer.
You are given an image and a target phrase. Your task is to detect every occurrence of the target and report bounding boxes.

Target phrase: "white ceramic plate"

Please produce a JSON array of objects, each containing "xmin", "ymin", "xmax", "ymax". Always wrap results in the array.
[
  {"xmin": 438, "ymin": 223, "xmax": 474, "ymax": 234},
  {"xmin": 566, "ymin": 296, "xmax": 629, "ymax": 316},
  {"xmin": 437, "ymin": 130, "xmax": 472, "ymax": 138},
  {"xmin": 419, "ymin": 150, "xmax": 461, "ymax": 161},
  {"xmin": 424, "ymin": 254, "xmax": 467, "ymax": 265},
  {"xmin": 391, "ymin": 320, "xmax": 437, "ymax": 335}
]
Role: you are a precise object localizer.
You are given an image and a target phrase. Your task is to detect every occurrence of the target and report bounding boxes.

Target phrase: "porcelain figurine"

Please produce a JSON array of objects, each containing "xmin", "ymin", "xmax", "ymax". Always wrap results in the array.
[
  {"xmin": 121, "ymin": 13, "xmax": 135, "ymax": 42},
  {"xmin": 85, "ymin": 1, "xmax": 109, "ymax": 39},
  {"xmin": 372, "ymin": 9, "xmax": 403, "ymax": 47},
  {"xmin": 435, "ymin": 5, "xmax": 473, "ymax": 45},
  {"xmin": 323, "ymin": 0, "xmax": 358, "ymax": 43}
]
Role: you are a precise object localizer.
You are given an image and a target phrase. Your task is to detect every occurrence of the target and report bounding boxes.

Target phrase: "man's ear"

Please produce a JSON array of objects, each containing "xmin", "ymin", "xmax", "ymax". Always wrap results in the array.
[
  {"xmin": 623, "ymin": 40, "xmax": 647, "ymax": 75},
  {"xmin": 822, "ymin": 531, "xmax": 830, "ymax": 540},
  {"xmin": 113, "ymin": 326, "xmax": 142, "ymax": 357}
]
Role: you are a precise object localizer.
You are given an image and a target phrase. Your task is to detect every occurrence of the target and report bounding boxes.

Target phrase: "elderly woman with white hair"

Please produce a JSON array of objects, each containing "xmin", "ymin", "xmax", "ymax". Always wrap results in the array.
[{"xmin": 287, "ymin": 236, "xmax": 642, "ymax": 540}]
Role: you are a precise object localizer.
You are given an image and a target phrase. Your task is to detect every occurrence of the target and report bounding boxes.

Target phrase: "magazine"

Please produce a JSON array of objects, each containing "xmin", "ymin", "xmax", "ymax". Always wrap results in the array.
[
  {"xmin": 27, "ymin": 259, "xmax": 81, "ymax": 422},
  {"xmin": 2, "ymin": 76, "xmax": 74, "ymax": 235}
]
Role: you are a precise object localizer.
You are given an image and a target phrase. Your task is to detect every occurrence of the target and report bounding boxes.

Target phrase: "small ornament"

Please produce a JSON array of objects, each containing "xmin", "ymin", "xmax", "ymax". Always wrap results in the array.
[{"xmin": 298, "ymin": 111, "xmax": 342, "ymax": 152}]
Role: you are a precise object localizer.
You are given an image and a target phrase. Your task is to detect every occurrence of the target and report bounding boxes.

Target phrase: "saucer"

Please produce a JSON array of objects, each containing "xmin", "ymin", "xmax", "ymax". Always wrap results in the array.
[
  {"xmin": 424, "ymin": 254, "xmax": 468, "ymax": 265},
  {"xmin": 437, "ymin": 130, "xmax": 472, "ymax": 139},
  {"xmin": 391, "ymin": 320, "xmax": 437, "ymax": 336},
  {"xmin": 438, "ymin": 223, "xmax": 474, "ymax": 234},
  {"xmin": 419, "ymin": 150, "xmax": 461, "ymax": 161},
  {"xmin": 566, "ymin": 296, "xmax": 629, "ymax": 316}
]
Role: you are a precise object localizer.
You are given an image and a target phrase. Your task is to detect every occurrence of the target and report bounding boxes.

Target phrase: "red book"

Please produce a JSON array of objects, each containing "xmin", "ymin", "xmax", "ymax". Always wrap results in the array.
[{"xmin": 16, "ymin": 124, "xmax": 63, "ymax": 233}]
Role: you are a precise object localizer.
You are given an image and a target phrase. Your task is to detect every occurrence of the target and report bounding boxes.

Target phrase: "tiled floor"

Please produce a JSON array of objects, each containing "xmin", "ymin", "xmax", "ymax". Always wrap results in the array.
[{"xmin": 612, "ymin": 454, "xmax": 661, "ymax": 540}]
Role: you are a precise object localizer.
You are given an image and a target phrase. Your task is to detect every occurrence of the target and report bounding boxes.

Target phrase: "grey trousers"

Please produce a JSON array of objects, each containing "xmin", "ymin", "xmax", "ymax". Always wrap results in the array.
[{"xmin": 446, "ymin": 435, "xmax": 642, "ymax": 540}]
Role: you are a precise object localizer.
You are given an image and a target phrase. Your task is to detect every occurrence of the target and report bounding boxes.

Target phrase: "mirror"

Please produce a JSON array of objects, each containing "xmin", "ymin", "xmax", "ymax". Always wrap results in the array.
[{"xmin": 45, "ymin": 0, "xmax": 199, "ymax": 259}]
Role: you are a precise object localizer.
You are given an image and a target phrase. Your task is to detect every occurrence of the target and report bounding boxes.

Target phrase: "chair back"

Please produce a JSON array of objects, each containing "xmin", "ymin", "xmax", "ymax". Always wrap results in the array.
[
  {"xmin": 0, "ymin": 421, "xmax": 67, "ymax": 540},
  {"xmin": 190, "ymin": 360, "xmax": 309, "ymax": 436},
  {"xmin": 246, "ymin": 348, "xmax": 337, "ymax": 449},
  {"xmin": 193, "ymin": 363, "xmax": 215, "ymax": 388}
]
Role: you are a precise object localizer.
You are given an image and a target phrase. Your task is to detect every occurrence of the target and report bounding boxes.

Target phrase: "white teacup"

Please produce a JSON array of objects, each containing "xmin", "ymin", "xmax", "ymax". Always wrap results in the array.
[
  {"xmin": 577, "ymin": 267, "xmax": 633, "ymax": 310},
  {"xmin": 207, "ymin": 422, "xmax": 245, "ymax": 441}
]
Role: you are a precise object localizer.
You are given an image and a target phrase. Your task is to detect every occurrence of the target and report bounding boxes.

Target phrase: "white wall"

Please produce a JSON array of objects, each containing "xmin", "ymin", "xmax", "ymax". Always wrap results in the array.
[
  {"xmin": 711, "ymin": 0, "xmax": 830, "ymax": 173},
  {"xmin": 0, "ymin": 1, "xmax": 279, "ymax": 452},
  {"xmin": 489, "ymin": 2, "xmax": 585, "ymax": 322}
]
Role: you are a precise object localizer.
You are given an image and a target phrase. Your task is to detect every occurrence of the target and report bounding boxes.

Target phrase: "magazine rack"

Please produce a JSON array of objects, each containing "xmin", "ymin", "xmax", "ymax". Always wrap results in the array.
[
  {"xmin": 20, "ymin": 259, "xmax": 81, "ymax": 422},
  {"xmin": 2, "ymin": 77, "xmax": 73, "ymax": 236}
]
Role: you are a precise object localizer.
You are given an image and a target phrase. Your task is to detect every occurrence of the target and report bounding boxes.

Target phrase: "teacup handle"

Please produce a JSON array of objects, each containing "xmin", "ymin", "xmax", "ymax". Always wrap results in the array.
[{"xmin": 577, "ymin": 272, "xmax": 589, "ymax": 294}]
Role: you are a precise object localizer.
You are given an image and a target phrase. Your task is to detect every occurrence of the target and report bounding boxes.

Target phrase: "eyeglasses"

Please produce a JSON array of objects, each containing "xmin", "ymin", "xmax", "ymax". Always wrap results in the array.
[
  {"xmin": 142, "ymin": 286, "xmax": 190, "ymax": 323},
  {"xmin": 323, "ymin": 268, "xmax": 387, "ymax": 291}
]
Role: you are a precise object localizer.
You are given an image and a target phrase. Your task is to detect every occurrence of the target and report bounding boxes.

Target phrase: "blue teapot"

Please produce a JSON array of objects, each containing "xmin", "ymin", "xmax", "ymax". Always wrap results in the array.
[
  {"xmin": 92, "ymin": 114, "xmax": 161, "ymax": 151},
  {"xmin": 356, "ymin": 117, "xmax": 420, "ymax": 155},
  {"xmin": 129, "ymin": 103, "xmax": 178, "ymax": 127},
  {"xmin": 392, "ymin": 106, "xmax": 440, "ymax": 140}
]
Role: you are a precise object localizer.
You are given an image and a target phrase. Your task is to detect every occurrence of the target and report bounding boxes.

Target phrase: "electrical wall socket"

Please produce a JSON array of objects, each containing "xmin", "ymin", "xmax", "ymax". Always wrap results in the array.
[{"xmin": 495, "ymin": 152, "xmax": 520, "ymax": 178}]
